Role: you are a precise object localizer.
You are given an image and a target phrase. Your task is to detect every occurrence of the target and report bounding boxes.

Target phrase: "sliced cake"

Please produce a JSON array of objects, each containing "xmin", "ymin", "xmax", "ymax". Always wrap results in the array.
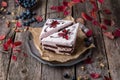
[
  {"xmin": 40, "ymin": 19, "xmax": 73, "ymax": 40},
  {"xmin": 41, "ymin": 23, "xmax": 79, "ymax": 55}
]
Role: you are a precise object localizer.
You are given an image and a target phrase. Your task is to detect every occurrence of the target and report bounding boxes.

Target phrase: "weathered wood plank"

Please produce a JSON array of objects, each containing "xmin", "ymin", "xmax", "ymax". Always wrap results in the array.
[
  {"xmin": 41, "ymin": 0, "xmax": 75, "ymax": 80},
  {"xmin": 98, "ymin": 0, "xmax": 120, "ymax": 80},
  {"xmin": 7, "ymin": 0, "xmax": 47, "ymax": 80},
  {"xmin": 73, "ymin": 0, "xmax": 110, "ymax": 79},
  {"xmin": 0, "ymin": 0, "xmax": 15, "ymax": 80},
  {"xmin": 46, "ymin": 0, "xmax": 65, "ymax": 19},
  {"xmin": 7, "ymin": 33, "xmax": 42, "ymax": 80},
  {"xmin": 0, "ymin": 23, "xmax": 10, "ymax": 80}
]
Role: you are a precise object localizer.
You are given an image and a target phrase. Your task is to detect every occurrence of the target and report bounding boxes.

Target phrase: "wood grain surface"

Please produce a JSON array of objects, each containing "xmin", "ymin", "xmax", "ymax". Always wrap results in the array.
[
  {"xmin": 98, "ymin": 0, "xmax": 120, "ymax": 80},
  {"xmin": 0, "ymin": 0, "xmax": 15, "ymax": 80},
  {"xmin": 0, "ymin": 0, "xmax": 119, "ymax": 80},
  {"xmin": 73, "ymin": 1, "xmax": 110, "ymax": 80}
]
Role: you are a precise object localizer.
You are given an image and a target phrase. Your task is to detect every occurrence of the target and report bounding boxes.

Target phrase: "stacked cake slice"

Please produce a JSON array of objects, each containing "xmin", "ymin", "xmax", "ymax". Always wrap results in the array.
[
  {"xmin": 40, "ymin": 19, "xmax": 79, "ymax": 55},
  {"xmin": 40, "ymin": 19, "xmax": 73, "ymax": 39}
]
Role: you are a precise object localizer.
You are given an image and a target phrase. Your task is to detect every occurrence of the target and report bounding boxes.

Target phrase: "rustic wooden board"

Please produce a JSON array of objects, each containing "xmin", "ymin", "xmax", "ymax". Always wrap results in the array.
[
  {"xmin": 41, "ymin": 0, "xmax": 75, "ymax": 80},
  {"xmin": 73, "ymin": 0, "xmax": 110, "ymax": 79},
  {"xmin": 7, "ymin": 0, "xmax": 46, "ymax": 80},
  {"xmin": 7, "ymin": 32, "xmax": 42, "ymax": 80},
  {"xmin": 0, "ymin": 0, "xmax": 15, "ymax": 80},
  {"xmin": 0, "ymin": 23, "xmax": 11, "ymax": 80},
  {"xmin": 98, "ymin": 0, "xmax": 120, "ymax": 80},
  {"xmin": 1, "ymin": 0, "xmax": 120, "ymax": 80}
]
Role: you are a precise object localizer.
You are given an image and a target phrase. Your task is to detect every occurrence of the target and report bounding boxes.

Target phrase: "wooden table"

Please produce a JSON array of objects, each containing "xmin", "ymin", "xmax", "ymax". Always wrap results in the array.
[{"xmin": 0, "ymin": 0, "xmax": 120, "ymax": 80}]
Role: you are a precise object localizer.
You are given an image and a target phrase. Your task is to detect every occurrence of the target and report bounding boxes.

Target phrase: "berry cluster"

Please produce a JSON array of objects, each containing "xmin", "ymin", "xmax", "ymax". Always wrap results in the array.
[
  {"xmin": 23, "ymin": 18, "xmax": 37, "ymax": 26},
  {"xmin": 16, "ymin": 10, "xmax": 36, "ymax": 20},
  {"xmin": 18, "ymin": 0, "xmax": 37, "ymax": 8},
  {"xmin": 16, "ymin": 9, "xmax": 37, "ymax": 27}
]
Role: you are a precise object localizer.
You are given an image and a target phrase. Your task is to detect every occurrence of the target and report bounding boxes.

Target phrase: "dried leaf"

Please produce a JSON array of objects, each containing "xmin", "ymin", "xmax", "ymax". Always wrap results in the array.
[
  {"xmin": 1, "ymin": 1, "xmax": 7, "ymax": 7},
  {"xmin": 3, "ymin": 38, "xmax": 13, "ymax": 51},
  {"xmin": 11, "ymin": 55, "xmax": 17, "ymax": 61},
  {"xmin": 16, "ymin": 21, "xmax": 22, "ymax": 27},
  {"xmin": 58, "ymin": 29, "xmax": 70, "ymax": 40},
  {"xmin": 7, "ymin": 38, "xmax": 13, "ymax": 45},
  {"xmin": 50, "ymin": 6, "xmax": 57, "ymax": 10},
  {"xmin": 100, "ymin": 24, "xmax": 107, "ymax": 30},
  {"xmin": 90, "ymin": 9, "xmax": 97, "ymax": 19},
  {"xmin": 36, "ymin": 16, "xmax": 43, "ymax": 22},
  {"xmin": 90, "ymin": 73, "xmax": 100, "ymax": 79},
  {"xmin": 98, "ymin": 0, "xmax": 104, "ymax": 4},
  {"xmin": 0, "ymin": 35, "xmax": 6, "ymax": 40},
  {"xmin": 113, "ymin": 28, "xmax": 120, "ymax": 37},
  {"xmin": 13, "ymin": 41, "xmax": 22, "ymax": 46},
  {"xmin": 57, "ymin": 6, "xmax": 66, "ymax": 12},
  {"xmin": 64, "ymin": 10, "xmax": 70, "ymax": 16},
  {"xmin": 92, "ymin": 20, "xmax": 100, "ymax": 26},
  {"xmin": 3, "ymin": 43, "xmax": 9, "ymax": 51},
  {"xmin": 103, "ymin": 19, "xmax": 112, "ymax": 26},
  {"xmin": 63, "ymin": 1, "xmax": 69, "ymax": 6},
  {"xmin": 93, "ymin": 4, "xmax": 98, "ymax": 12},
  {"xmin": 103, "ymin": 9, "xmax": 112, "ymax": 15},
  {"xmin": 50, "ymin": 21, "xmax": 60, "ymax": 28},
  {"xmin": 81, "ymin": 12, "xmax": 93, "ymax": 21},
  {"xmin": 104, "ymin": 32, "xmax": 114, "ymax": 39},
  {"xmin": 90, "ymin": 0, "xmax": 98, "ymax": 12},
  {"xmin": 72, "ymin": 0, "xmax": 81, "ymax": 3}
]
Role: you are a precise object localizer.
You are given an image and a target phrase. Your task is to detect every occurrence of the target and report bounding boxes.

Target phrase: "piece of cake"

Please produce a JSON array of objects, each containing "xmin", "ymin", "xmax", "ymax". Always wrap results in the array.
[
  {"xmin": 40, "ymin": 19, "xmax": 73, "ymax": 40},
  {"xmin": 41, "ymin": 23, "xmax": 79, "ymax": 55}
]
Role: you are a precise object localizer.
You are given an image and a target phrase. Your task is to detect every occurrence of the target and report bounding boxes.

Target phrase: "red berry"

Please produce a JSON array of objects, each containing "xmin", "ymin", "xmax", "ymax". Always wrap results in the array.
[{"xmin": 86, "ymin": 30, "xmax": 93, "ymax": 37}]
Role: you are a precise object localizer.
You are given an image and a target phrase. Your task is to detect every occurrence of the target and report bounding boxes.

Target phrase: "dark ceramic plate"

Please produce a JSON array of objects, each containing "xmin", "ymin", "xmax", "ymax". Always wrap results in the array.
[
  {"xmin": 25, "ymin": 18, "xmax": 94, "ymax": 67},
  {"xmin": 25, "ymin": 32, "xmax": 93, "ymax": 67}
]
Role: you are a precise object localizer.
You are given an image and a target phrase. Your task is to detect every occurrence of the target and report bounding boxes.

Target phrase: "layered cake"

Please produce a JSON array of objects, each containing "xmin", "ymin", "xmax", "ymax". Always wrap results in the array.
[
  {"xmin": 40, "ymin": 19, "xmax": 73, "ymax": 40},
  {"xmin": 41, "ymin": 23, "xmax": 79, "ymax": 55}
]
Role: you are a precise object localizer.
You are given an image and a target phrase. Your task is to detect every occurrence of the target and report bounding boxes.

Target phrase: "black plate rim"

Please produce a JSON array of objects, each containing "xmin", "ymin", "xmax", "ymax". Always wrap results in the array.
[{"xmin": 25, "ymin": 38, "xmax": 93, "ymax": 67}]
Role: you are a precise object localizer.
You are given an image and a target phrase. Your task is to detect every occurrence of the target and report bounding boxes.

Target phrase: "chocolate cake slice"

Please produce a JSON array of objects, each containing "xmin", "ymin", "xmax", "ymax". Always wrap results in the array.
[
  {"xmin": 41, "ymin": 23, "xmax": 79, "ymax": 55},
  {"xmin": 40, "ymin": 19, "xmax": 73, "ymax": 40}
]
